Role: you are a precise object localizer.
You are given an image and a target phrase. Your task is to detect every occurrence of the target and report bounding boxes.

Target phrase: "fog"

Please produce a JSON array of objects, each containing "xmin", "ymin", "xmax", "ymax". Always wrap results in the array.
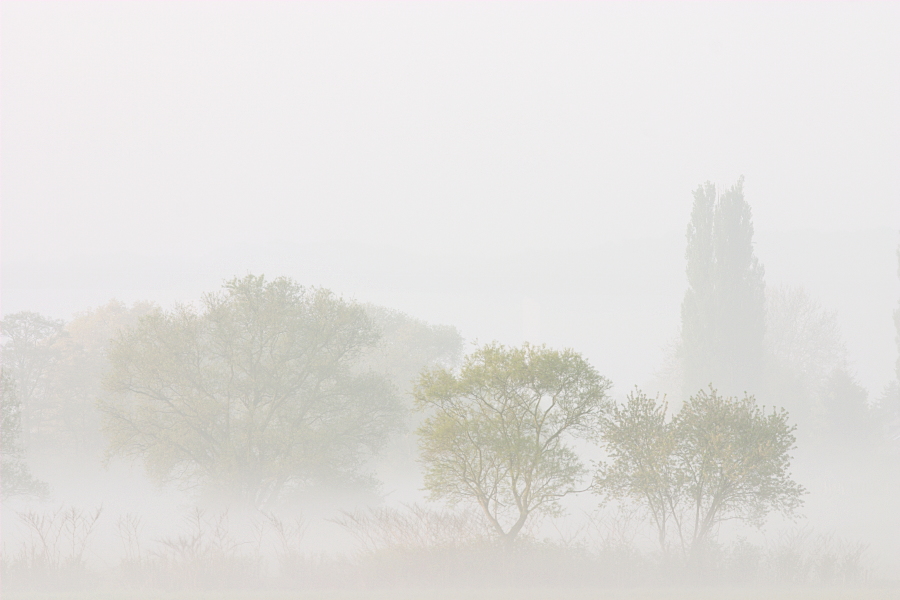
[{"xmin": 2, "ymin": 3, "xmax": 899, "ymax": 598}]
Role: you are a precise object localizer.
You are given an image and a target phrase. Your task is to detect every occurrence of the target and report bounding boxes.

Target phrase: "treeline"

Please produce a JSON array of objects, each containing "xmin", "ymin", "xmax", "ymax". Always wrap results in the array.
[{"xmin": 2, "ymin": 179, "xmax": 899, "ymax": 589}]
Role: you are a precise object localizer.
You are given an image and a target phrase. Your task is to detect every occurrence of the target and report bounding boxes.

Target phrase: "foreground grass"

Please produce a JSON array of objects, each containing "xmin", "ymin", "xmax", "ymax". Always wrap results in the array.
[{"xmin": 5, "ymin": 587, "xmax": 900, "ymax": 600}]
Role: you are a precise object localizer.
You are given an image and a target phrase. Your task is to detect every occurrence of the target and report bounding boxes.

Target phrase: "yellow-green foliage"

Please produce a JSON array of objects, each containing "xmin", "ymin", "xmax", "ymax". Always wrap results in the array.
[{"xmin": 415, "ymin": 343, "xmax": 612, "ymax": 544}]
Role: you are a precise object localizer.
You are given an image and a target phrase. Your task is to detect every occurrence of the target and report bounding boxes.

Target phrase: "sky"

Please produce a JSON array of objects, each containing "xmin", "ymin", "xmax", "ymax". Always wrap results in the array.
[
  {"xmin": 3, "ymin": 1, "xmax": 900, "ymax": 393},
  {"xmin": 3, "ymin": 3, "xmax": 900, "ymax": 582}
]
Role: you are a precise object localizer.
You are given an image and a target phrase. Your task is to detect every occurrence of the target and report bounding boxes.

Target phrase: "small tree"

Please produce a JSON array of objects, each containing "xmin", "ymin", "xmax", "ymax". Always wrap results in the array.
[
  {"xmin": 674, "ymin": 388, "xmax": 805, "ymax": 558},
  {"xmin": 415, "ymin": 343, "xmax": 611, "ymax": 547},
  {"xmin": 596, "ymin": 387, "xmax": 805, "ymax": 562}
]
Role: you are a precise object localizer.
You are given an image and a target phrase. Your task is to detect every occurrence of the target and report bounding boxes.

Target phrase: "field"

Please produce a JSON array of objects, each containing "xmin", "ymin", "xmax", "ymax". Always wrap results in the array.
[{"xmin": 5, "ymin": 587, "xmax": 900, "ymax": 600}]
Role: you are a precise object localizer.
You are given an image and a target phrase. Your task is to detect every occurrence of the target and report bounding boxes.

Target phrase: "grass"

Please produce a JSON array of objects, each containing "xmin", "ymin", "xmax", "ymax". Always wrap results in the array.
[{"xmin": 4, "ymin": 587, "xmax": 900, "ymax": 600}]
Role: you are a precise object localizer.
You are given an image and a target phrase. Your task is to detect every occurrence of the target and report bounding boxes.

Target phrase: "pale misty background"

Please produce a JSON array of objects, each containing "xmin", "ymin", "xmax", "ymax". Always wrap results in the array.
[
  {"xmin": 2, "ymin": 1, "xmax": 900, "ymax": 591},
  {"xmin": 4, "ymin": 3, "xmax": 899, "ymax": 394}
]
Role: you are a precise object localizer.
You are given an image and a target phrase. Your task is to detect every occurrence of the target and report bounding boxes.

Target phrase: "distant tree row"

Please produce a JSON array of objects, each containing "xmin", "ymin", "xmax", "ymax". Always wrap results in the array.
[
  {"xmin": 681, "ymin": 177, "xmax": 766, "ymax": 399},
  {"xmin": 0, "ymin": 283, "xmax": 462, "ymax": 504},
  {"xmin": 1, "ymin": 370, "xmax": 49, "ymax": 499}
]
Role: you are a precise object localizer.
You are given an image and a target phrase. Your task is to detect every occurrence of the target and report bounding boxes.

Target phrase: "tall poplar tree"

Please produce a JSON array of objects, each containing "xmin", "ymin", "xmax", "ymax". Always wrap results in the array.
[{"xmin": 681, "ymin": 177, "xmax": 766, "ymax": 399}]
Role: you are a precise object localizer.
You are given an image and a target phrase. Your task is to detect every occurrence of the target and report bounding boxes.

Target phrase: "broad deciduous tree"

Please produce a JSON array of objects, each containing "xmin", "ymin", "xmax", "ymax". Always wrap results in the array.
[
  {"xmin": 895, "ymin": 242, "xmax": 900, "ymax": 386},
  {"xmin": 101, "ymin": 275, "xmax": 402, "ymax": 507},
  {"xmin": 415, "ymin": 343, "xmax": 611, "ymax": 546},
  {"xmin": 0, "ymin": 370, "xmax": 49, "ymax": 499}
]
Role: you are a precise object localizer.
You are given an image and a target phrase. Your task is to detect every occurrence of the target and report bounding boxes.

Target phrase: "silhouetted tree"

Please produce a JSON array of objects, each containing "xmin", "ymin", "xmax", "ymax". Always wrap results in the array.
[
  {"xmin": 416, "ymin": 343, "xmax": 611, "ymax": 547},
  {"xmin": 681, "ymin": 178, "xmax": 766, "ymax": 399}
]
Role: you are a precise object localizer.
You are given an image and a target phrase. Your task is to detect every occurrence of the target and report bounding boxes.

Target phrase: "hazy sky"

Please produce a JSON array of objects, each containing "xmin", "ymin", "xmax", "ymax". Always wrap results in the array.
[
  {"xmin": 2, "ymin": 2, "xmax": 899, "ymax": 395},
  {"xmin": 3, "ymin": 2, "xmax": 898, "ymax": 264},
  {"xmin": 3, "ymin": 6, "xmax": 900, "ymax": 574}
]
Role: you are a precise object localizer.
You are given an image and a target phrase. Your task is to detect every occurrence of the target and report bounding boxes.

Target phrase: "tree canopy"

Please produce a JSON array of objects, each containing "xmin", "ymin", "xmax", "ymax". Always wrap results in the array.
[
  {"xmin": 596, "ymin": 387, "xmax": 804, "ymax": 562},
  {"xmin": 415, "ymin": 343, "xmax": 612, "ymax": 546},
  {"xmin": 1, "ymin": 303, "xmax": 156, "ymax": 459},
  {"xmin": 101, "ymin": 275, "xmax": 403, "ymax": 507}
]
